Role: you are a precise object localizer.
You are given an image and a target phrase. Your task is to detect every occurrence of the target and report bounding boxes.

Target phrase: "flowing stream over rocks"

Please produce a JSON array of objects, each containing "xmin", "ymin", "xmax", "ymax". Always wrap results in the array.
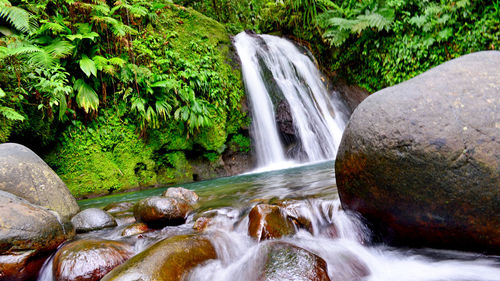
[
  {"xmin": 37, "ymin": 162, "xmax": 500, "ymax": 281},
  {"xmin": 234, "ymin": 32, "xmax": 349, "ymax": 170}
]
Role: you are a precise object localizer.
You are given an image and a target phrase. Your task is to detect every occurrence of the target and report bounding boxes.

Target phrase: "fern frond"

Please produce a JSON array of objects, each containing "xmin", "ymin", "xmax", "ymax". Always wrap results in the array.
[
  {"xmin": 0, "ymin": 4, "xmax": 32, "ymax": 33},
  {"xmin": 44, "ymin": 39, "xmax": 74, "ymax": 59},
  {"xmin": 0, "ymin": 105, "xmax": 25, "ymax": 121}
]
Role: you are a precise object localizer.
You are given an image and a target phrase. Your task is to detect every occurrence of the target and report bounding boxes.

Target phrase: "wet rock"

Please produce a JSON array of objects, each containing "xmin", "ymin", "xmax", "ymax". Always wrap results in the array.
[
  {"xmin": 121, "ymin": 223, "xmax": 150, "ymax": 237},
  {"xmin": 101, "ymin": 235, "xmax": 216, "ymax": 281},
  {"xmin": 134, "ymin": 196, "xmax": 193, "ymax": 228},
  {"xmin": 335, "ymin": 51, "xmax": 500, "ymax": 253},
  {"xmin": 71, "ymin": 208, "xmax": 117, "ymax": 233},
  {"xmin": 0, "ymin": 191, "xmax": 74, "ymax": 281},
  {"xmin": 193, "ymin": 217, "xmax": 212, "ymax": 232},
  {"xmin": 0, "ymin": 191, "xmax": 73, "ymax": 253},
  {"xmin": 259, "ymin": 242, "xmax": 330, "ymax": 281},
  {"xmin": 0, "ymin": 250, "xmax": 50, "ymax": 281},
  {"xmin": 103, "ymin": 202, "xmax": 134, "ymax": 214},
  {"xmin": 53, "ymin": 239, "xmax": 133, "ymax": 281},
  {"xmin": 162, "ymin": 187, "xmax": 199, "ymax": 204},
  {"xmin": 248, "ymin": 204, "xmax": 296, "ymax": 241},
  {"xmin": 0, "ymin": 143, "xmax": 79, "ymax": 220}
]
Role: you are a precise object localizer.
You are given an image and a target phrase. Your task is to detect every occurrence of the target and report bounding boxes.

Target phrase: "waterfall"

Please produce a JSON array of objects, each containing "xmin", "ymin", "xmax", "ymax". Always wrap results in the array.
[{"xmin": 234, "ymin": 32, "xmax": 349, "ymax": 170}]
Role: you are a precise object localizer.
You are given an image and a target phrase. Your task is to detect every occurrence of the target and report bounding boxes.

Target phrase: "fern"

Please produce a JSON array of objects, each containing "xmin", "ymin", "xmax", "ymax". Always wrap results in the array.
[
  {"xmin": 0, "ymin": 1, "xmax": 35, "ymax": 34},
  {"xmin": 318, "ymin": 1, "xmax": 395, "ymax": 46},
  {"xmin": 74, "ymin": 79, "xmax": 99, "ymax": 113},
  {"xmin": 0, "ymin": 106, "xmax": 24, "ymax": 121}
]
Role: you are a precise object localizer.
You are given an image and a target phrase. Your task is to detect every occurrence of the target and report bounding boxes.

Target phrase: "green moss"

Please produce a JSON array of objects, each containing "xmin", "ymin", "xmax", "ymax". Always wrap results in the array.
[
  {"xmin": 45, "ymin": 112, "xmax": 157, "ymax": 197},
  {"xmin": 0, "ymin": 118, "xmax": 12, "ymax": 143}
]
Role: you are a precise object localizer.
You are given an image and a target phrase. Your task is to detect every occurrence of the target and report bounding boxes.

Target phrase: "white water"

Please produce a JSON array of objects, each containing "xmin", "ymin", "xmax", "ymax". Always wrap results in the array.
[
  {"xmin": 234, "ymin": 32, "xmax": 349, "ymax": 170},
  {"xmin": 187, "ymin": 199, "xmax": 500, "ymax": 281}
]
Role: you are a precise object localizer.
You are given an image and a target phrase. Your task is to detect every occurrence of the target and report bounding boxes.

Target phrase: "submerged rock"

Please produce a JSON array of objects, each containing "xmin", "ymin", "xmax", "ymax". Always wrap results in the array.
[
  {"xmin": 163, "ymin": 187, "xmax": 199, "ymax": 205},
  {"xmin": 248, "ymin": 204, "xmax": 296, "ymax": 241},
  {"xmin": 112, "ymin": 211, "xmax": 136, "ymax": 226},
  {"xmin": 259, "ymin": 242, "xmax": 330, "ymax": 281},
  {"xmin": 53, "ymin": 239, "xmax": 133, "ymax": 281},
  {"xmin": 0, "ymin": 143, "xmax": 79, "ymax": 220},
  {"xmin": 0, "ymin": 191, "xmax": 74, "ymax": 281},
  {"xmin": 134, "ymin": 196, "xmax": 193, "ymax": 228},
  {"xmin": 101, "ymin": 235, "xmax": 216, "ymax": 281},
  {"xmin": 335, "ymin": 51, "xmax": 500, "ymax": 253},
  {"xmin": 71, "ymin": 208, "xmax": 117, "ymax": 233}
]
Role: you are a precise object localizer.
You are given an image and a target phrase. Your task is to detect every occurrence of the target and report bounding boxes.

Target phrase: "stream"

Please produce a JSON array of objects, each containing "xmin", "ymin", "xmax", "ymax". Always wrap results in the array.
[{"xmin": 38, "ymin": 161, "xmax": 500, "ymax": 281}]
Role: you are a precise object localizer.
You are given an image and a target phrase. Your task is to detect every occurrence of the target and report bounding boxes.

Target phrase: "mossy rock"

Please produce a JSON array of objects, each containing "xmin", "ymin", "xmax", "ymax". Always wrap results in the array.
[{"xmin": 101, "ymin": 235, "xmax": 216, "ymax": 281}]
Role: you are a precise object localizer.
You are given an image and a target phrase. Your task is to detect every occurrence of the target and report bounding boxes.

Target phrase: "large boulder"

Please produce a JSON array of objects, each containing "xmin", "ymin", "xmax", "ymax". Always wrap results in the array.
[
  {"xmin": 0, "ymin": 143, "xmax": 79, "ymax": 219},
  {"xmin": 335, "ymin": 51, "xmax": 500, "ymax": 252},
  {"xmin": 0, "ymin": 191, "xmax": 74, "ymax": 280},
  {"xmin": 101, "ymin": 235, "xmax": 216, "ymax": 281},
  {"xmin": 53, "ymin": 239, "xmax": 133, "ymax": 281}
]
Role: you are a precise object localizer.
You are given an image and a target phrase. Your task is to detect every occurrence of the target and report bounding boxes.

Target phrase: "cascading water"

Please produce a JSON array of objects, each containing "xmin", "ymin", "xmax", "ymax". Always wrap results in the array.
[{"xmin": 234, "ymin": 32, "xmax": 349, "ymax": 169}]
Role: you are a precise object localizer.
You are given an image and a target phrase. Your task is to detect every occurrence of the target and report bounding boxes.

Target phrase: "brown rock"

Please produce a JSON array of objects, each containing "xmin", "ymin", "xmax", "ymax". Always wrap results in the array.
[
  {"xmin": 0, "ymin": 250, "xmax": 49, "ymax": 281},
  {"xmin": 71, "ymin": 208, "xmax": 117, "ymax": 233},
  {"xmin": 248, "ymin": 204, "xmax": 296, "ymax": 241},
  {"xmin": 336, "ymin": 51, "xmax": 500, "ymax": 253},
  {"xmin": 101, "ymin": 235, "xmax": 216, "ymax": 281},
  {"xmin": 193, "ymin": 217, "xmax": 212, "ymax": 232},
  {"xmin": 121, "ymin": 223, "xmax": 150, "ymax": 237},
  {"xmin": 134, "ymin": 196, "xmax": 193, "ymax": 228},
  {"xmin": 53, "ymin": 239, "xmax": 133, "ymax": 281}
]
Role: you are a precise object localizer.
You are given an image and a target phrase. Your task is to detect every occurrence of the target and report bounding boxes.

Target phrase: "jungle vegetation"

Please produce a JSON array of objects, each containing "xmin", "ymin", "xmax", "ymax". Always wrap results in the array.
[{"xmin": 1, "ymin": 0, "xmax": 498, "ymax": 196}]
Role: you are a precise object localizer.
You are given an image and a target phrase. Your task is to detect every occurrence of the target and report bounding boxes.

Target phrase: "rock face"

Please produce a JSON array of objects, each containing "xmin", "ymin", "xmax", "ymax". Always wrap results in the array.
[
  {"xmin": 71, "ymin": 208, "xmax": 117, "ymax": 233},
  {"xmin": 53, "ymin": 239, "xmax": 133, "ymax": 281},
  {"xmin": 335, "ymin": 51, "xmax": 500, "ymax": 252},
  {"xmin": 101, "ymin": 235, "xmax": 216, "ymax": 281},
  {"xmin": 0, "ymin": 143, "xmax": 79, "ymax": 220},
  {"xmin": 259, "ymin": 242, "xmax": 330, "ymax": 281},
  {"xmin": 134, "ymin": 196, "xmax": 193, "ymax": 228},
  {"xmin": 0, "ymin": 191, "xmax": 74, "ymax": 281}
]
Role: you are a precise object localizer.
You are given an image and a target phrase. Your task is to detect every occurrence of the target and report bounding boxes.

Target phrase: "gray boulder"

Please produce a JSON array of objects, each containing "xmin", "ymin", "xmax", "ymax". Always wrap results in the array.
[
  {"xmin": 0, "ymin": 191, "xmax": 74, "ymax": 281},
  {"xmin": 71, "ymin": 208, "xmax": 117, "ymax": 233},
  {"xmin": 335, "ymin": 51, "xmax": 500, "ymax": 253},
  {"xmin": 0, "ymin": 143, "xmax": 79, "ymax": 219}
]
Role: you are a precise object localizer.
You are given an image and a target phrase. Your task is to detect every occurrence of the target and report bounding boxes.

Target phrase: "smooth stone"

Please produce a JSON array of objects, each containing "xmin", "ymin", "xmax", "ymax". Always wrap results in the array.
[
  {"xmin": 101, "ymin": 235, "xmax": 216, "ymax": 281},
  {"xmin": 0, "ymin": 250, "xmax": 50, "ymax": 281},
  {"xmin": 134, "ymin": 196, "xmax": 193, "ymax": 228},
  {"xmin": 335, "ymin": 51, "xmax": 500, "ymax": 252},
  {"xmin": 248, "ymin": 204, "xmax": 296, "ymax": 241},
  {"xmin": 71, "ymin": 208, "xmax": 117, "ymax": 233},
  {"xmin": 259, "ymin": 242, "xmax": 330, "ymax": 281},
  {"xmin": 53, "ymin": 239, "xmax": 133, "ymax": 281},
  {"xmin": 0, "ymin": 191, "xmax": 73, "ymax": 253},
  {"xmin": 162, "ymin": 187, "xmax": 199, "ymax": 204},
  {"xmin": 121, "ymin": 223, "xmax": 150, "ymax": 237},
  {"xmin": 0, "ymin": 143, "xmax": 79, "ymax": 220}
]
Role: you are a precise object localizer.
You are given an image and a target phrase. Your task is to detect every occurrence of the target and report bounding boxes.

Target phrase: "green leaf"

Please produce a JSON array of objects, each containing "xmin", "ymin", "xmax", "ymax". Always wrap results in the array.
[
  {"xmin": 79, "ymin": 55, "xmax": 97, "ymax": 77},
  {"xmin": 74, "ymin": 79, "xmax": 99, "ymax": 113},
  {"xmin": 0, "ymin": 106, "xmax": 24, "ymax": 121},
  {"xmin": 0, "ymin": 87, "xmax": 5, "ymax": 98}
]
